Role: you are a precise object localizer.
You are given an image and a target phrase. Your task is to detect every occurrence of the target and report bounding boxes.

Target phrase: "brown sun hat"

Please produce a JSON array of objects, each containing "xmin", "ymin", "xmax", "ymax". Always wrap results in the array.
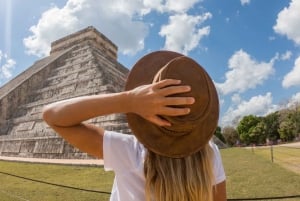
[{"xmin": 125, "ymin": 50, "xmax": 219, "ymax": 158}]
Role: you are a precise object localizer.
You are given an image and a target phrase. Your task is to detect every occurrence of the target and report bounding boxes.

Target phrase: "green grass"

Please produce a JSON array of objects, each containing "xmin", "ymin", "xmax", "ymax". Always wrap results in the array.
[
  {"xmin": 0, "ymin": 162, "xmax": 114, "ymax": 201},
  {"xmin": 251, "ymin": 146, "xmax": 300, "ymax": 175},
  {"xmin": 222, "ymin": 148, "xmax": 300, "ymax": 200},
  {"xmin": 0, "ymin": 148, "xmax": 300, "ymax": 201}
]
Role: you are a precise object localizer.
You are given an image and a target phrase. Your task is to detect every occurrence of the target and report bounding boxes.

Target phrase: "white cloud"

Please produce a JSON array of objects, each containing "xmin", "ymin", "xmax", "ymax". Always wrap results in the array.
[
  {"xmin": 231, "ymin": 93, "xmax": 241, "ymax": 104},
  {"xmin": 159, "ymin": 13, "xmax": 212, "ymax": 54},
  {"xmin": 216, "ymin": 49, "xmax": 275, "ymax": 95},
  {"xmin": 221, "ymin": 92, "xmax": 278, "ymax": 126},
  {"xmin": 0, "ymin": 50, "xmax": 16, "ymax": 83},
  {"xmin": 273, "ymin": 0, "xmax": 300, "ymax": 45},
  {"xmin": 280, "ymin": 50, "xmax": 292, "ymax": 60},
  {"xmin": 287, "ymin": 92, "xmax": 300, "ymax": 107},
  {"xmin": 164, "ymin": 0, "xmax": 200, "ymax": 13},
  {"xmin": 240, "ymin": 0, "xmax": 250, "ymax": 6},
  {"xmin": 144, "ymin": 0, "xmax": 200, "ymax": 13},
  {"xmin": 23, "ymin": 0, "xmax": 204, "ymax": 57},
  {"xmin": 23, "ymin": 0, "xmax": 148, "ymax": 57},
  {"xmin": 282, "ymin": 56, "xmax": 300, "ymax": 88}
]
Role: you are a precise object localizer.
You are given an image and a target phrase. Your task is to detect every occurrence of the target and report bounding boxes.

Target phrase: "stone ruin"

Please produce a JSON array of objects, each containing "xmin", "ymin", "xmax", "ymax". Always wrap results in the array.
[
  {"xmin": 0, "ymin": 26, "xmax": 226, "ymax": 159},
  {"xmin": 0, "ymin": 26, "xmax": 130, "ymax": 159}
]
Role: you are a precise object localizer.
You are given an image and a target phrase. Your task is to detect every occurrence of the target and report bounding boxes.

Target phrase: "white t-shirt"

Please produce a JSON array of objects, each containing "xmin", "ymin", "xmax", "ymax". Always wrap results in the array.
[{"xmin": 104, "ymin": 131, "xmax": 226, "ymax": 201}]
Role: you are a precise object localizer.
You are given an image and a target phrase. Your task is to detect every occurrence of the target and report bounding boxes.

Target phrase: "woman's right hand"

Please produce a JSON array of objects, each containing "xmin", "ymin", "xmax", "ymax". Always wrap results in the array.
[{"xmin": 127, "ymin": 79, "xmax": 195, "ymax": 127}]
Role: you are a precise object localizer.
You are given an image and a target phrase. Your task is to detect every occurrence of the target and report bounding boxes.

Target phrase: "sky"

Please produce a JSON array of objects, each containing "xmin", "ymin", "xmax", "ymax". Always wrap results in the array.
[{"xmin": 0, "ymin": 0, "xmax": 300, "ymax": 127}]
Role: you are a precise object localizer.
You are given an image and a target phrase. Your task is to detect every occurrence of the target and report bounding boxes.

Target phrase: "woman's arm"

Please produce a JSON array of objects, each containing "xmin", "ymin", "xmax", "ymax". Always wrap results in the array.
[
  {"xmin": 42, "ymin": 79, "xmax": 194, "ymax": 159},
  {"xmin": 213, "ymin": 181, "xmax": 227, "ymax": 201}
]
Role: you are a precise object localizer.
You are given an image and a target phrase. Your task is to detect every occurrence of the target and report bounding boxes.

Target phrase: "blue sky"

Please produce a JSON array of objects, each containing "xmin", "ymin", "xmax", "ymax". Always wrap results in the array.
[{"xmin": 1, "ymin": 0, "xmax": 300, "ymax": 127}]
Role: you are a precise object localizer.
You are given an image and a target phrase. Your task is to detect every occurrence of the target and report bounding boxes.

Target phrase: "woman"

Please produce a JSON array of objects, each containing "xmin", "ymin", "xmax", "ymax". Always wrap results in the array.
[{"xmin": 43, "ymin": 51, "xmax": 226, "ymax": 201}]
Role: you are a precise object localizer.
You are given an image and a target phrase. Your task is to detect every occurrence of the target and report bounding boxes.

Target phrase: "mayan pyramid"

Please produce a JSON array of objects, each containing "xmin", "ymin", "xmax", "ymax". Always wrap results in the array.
[{"xmin": 0, "ymin": 26, "xmax": 131, "ymax": 159}]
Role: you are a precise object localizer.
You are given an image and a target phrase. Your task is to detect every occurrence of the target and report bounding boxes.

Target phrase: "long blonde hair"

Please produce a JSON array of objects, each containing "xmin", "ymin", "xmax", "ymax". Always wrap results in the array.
[{"xmin": 144, "ymin": 143, "xmax": 215, "ymax": 201}]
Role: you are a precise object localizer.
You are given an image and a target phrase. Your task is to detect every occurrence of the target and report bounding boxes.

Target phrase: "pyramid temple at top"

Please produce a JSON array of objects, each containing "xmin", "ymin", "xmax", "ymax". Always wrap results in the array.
[
  {"xmin": 0, "ymin": 26, "xmax": 131, "ymax": 159},
  {"xmin": 0, "ymin": 26, "xmax": 226, "ymax": 159}
]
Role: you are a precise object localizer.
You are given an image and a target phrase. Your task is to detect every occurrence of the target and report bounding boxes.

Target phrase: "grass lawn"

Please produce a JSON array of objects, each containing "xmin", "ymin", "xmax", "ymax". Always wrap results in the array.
[
  {"xmin": 222, "ymin": 148, "xmax": 300, "ymax": 200},
  {"xmin": 250, "ymin": 146, "xmax": 300, "ymax": 175},
  {"xmin": 0, "ymin": 162, "xmax": 114, "ymax": 201},
  {"xmin": 0, "ymin": 148, "xmax": 300, "ymax": 200}
]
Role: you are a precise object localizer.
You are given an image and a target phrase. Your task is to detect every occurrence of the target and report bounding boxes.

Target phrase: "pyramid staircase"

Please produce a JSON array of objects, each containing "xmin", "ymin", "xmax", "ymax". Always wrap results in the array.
[{"xmin": 0, "ymin": 27, "xmax": 130, "ymax": 159}]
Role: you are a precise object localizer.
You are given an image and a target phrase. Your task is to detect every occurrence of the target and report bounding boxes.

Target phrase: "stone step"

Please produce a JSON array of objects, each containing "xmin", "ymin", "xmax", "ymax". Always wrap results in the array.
[
  {"xmin": 0, "ymin": 129, "xmax": 56, "ymax": 140},
  {"xmin": 30, "ymin": 85, "xmax": 112, "ymax": 108},
  {"xmin": 50, "ymin": 53, "xmax": 93, "ymax": 74},
  {"xmin": 94, "ymin": 53, "xmax": 127, "ymax": 78},
  {"xmin": 34, "ymin": 82, "xmax": 109, "ymax": 102},
  {"xmin": 45, "ymin": 72, "xmax": 79, "ymax": 86},
  {"xmin": 32, "ymin": 76, "xmax": 106, "ymax": 100},
  {"xmin": 12, "ymin": 113, "xmax": 42, "ymax": 124},
  {"xmin": 0, "ymin": 51, "xmax": 68, "ymax": 99}
]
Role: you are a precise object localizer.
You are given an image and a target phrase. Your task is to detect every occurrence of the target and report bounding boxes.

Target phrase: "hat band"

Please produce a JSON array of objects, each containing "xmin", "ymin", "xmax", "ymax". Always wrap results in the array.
[{"xmin": 160, "ymin": 126, "xmax": 192, "ymax": 137}]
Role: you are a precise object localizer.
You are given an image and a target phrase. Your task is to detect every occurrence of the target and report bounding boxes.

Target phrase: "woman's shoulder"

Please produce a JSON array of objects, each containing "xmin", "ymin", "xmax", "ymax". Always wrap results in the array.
[
  {"xmin": 104, "ymin": 131, "xmax": 145, "ymax": 154},
  {"xmin": 209, "ymin": 140, "xmax": 221, "ymax": 153}
]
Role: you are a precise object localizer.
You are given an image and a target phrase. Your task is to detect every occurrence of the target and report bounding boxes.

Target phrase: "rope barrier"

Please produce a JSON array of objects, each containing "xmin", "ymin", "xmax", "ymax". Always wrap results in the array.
[
  {"xmin": 228, "ymin": 194, "xmax": 300, "ymax": 200},
  {"xmin": 0, "ymin": 171, "xmax": 111, "ymax": 195},
  {"xmin": 1, "ymin": 170, "xmax": 300, "ymax": 200}
]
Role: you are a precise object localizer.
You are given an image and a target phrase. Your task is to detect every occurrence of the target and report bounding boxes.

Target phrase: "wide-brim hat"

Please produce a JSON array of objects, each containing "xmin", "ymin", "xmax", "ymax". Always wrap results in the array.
[{"xmin": 125, "ymin": 50, "xmax": 219, "ymax": 158}]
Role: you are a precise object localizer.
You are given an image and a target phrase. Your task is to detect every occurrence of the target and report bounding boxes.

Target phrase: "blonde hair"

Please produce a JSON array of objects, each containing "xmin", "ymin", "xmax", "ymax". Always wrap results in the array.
[{"xmin": 144, "ymin": 143, "xmax": 215, "ymax": 201}]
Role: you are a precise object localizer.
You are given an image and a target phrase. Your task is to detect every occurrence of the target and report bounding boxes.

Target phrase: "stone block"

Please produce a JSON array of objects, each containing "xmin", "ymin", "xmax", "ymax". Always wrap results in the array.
[
  {"xmin": 20, "ymin": 140, "xmax": 36, "ymax": 153},
  {"xmin": 2, "ymin": 141, "xmax": 21, "ymax": 153},
  {"xmin": 33, "ymin": 138, "xmax": 64, "ymax": 154},
  {"xmin": 16, "ymin": 122, "xmax": 35, "ymax": 132}
]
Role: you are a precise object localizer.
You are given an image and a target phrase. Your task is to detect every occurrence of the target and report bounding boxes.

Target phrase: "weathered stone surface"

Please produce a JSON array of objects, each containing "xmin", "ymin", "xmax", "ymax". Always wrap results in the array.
[{"xmin": 0, "ymin": 26, "xmax": 130, "ymax": 159}]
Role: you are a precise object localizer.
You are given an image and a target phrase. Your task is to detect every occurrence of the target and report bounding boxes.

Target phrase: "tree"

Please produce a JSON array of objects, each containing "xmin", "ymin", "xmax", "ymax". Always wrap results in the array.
[
  {"xmin": 222, "ymin": 126, "xmax": 239, "ymax": 146},
  {"xmin": 278, "ymin": 106, "xmax": 299, "ymax": 141},
  {"xmin": 214, "ymin": 126, "xmax": 226, "ymax": 144},
  {"xmin": 237, "ymin": 115, "xmax": 262, "ymax": 145},
  {"xmin": 249, "ymin": 121, "xmax": 266, "ymax": 145},
  {"xmin": 290, "ymin": 102, "xmax": 300, "ymax": 139},
  {"xmin": 278, "ymin": 120, "xmax": 295, "ymax": 141},
  {"xmin": 262, "ymin": 112, "xmax": 280, "ymax": 142}
]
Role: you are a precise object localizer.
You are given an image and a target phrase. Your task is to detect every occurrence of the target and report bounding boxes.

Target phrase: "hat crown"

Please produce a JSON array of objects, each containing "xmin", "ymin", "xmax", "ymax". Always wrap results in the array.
[{"xmin": 153, "ymin": 56, "xmax": 212, "ymax": 136}]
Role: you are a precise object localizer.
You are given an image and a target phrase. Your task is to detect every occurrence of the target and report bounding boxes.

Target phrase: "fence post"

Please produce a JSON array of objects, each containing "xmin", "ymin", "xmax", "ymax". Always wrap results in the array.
[{"xmin": 270, "ymin": 145, "xmax": 274, "ymax": 163}]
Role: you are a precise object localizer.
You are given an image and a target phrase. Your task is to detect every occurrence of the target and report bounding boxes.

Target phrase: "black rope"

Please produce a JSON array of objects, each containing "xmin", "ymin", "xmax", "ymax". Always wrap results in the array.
[
  {"xmin": 1, "ymin": 171, "xmax": 300, "ymax": 200},
  {"xmin": 0, "ymin": 171, "xmax": 111, "ymax": 195},
  {"xmin": 227, "ymin": 194, "xmax": 300, "ymax": 200}
]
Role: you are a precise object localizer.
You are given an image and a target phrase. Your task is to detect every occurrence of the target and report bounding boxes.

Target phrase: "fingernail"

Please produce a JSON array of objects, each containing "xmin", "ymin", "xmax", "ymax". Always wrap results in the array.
[{"xmin": 165, "ymin": 122, "xmax": 172, "ymax": 127}]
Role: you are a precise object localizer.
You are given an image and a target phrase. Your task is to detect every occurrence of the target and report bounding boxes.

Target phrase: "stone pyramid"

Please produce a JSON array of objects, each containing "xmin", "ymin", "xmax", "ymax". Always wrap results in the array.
[{"xmin": 0, "ymin": 26, "xmax": 131, "ymax": 159}]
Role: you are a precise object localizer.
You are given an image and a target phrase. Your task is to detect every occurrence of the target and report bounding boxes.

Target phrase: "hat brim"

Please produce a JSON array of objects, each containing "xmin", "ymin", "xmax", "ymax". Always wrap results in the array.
[{"xmin": 125, "ymin": 51, "xmax": 219, "ymax": 158}]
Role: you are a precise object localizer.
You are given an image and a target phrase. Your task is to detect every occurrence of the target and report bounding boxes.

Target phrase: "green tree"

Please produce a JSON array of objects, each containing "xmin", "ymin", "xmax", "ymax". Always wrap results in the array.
[
  {"xmin": 222, "ymin": 126, "xmax": 239, "ymax": 146},
  {"xmin": 249, "ymin": 121, "xmax": 266, "ymax": 144},
  {"xmin": 262, "ymin": 112, "xmax": 280, "ymax": 142},
  {"xmin": 290, "ymin": 103, "xmax": 300, "ymax": 138},
  {"xmin": 278, "ymin": 106, "xmax": 299, "ymax": 141},
  {"xmin": 237, "ymin": 115, "xmax": 262, "ymax": 145},
  {"xmin": 278, "ymin": 120, "xmax": 295, "ymax": 141}
]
